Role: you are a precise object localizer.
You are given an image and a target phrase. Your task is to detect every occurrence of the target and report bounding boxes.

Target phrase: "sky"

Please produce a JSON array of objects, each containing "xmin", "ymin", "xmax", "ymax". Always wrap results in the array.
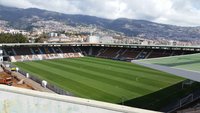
[{"xmin": 0, "ymin": 0, "xmax": 200, "ymax": 26}]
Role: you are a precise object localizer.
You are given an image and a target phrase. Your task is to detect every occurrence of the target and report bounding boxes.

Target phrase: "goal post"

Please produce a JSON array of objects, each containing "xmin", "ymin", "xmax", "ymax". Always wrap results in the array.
[{"xmin": 182, "ymin": 80, "xmax": 195, "ymax": 89}]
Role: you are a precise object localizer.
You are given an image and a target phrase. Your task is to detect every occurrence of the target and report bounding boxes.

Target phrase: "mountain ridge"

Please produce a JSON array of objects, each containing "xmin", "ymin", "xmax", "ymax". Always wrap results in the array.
[{"xmin": 0, "ymin": 5, "xmax": 200, "ymax": 41}]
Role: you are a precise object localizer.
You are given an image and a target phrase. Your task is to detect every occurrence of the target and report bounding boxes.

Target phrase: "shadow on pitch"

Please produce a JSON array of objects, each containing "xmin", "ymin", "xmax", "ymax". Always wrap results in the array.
[{"xmin": 118, "ymin": 81, "xmax": 200, "ymax": 111}]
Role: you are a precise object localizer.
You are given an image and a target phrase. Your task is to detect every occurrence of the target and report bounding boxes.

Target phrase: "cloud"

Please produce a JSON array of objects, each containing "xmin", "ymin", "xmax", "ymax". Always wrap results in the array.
[
  {"xmin": 0, "ymin": 0, "xmax": 200, "ymax": 26},
  {"xmin": 0, "ymin": 0, "xmax": 36, "ymax": 8}
]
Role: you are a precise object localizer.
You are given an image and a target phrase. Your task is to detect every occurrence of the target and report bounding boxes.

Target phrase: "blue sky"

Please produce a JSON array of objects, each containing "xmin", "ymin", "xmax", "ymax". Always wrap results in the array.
[{"xmin": 0, "ymin": 0, "xmax": 200, "ymax": 26}]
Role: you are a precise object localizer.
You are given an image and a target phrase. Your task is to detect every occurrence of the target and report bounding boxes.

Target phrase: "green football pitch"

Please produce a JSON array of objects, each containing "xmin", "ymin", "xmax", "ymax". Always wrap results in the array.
[
  {"xmin": 140, "ymin": 53, "xmax": 200, "ymax": 72},
  {"xmin": 13, "ymin": 57, "xmax": 185, "ymax": 108}
]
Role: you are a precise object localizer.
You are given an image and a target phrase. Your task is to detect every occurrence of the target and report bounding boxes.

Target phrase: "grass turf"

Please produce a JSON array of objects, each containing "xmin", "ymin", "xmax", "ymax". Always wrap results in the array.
[
  {"xmin": 140, "ymin": 53, "xmax": 200, "ymax": 72},
  {"xmin": 13, "ymin": 57, "xmax": 184, "ymax": 106}
]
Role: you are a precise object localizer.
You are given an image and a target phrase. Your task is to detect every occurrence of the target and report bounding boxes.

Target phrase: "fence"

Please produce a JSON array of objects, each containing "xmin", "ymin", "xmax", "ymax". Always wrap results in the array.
[
  {"xmin": 162, "ymin": 83, "xmax": 200, "ymax": 113},
  {"xmin": 3, "ymin": 62, "xmax": 74, "ymax": 96}
]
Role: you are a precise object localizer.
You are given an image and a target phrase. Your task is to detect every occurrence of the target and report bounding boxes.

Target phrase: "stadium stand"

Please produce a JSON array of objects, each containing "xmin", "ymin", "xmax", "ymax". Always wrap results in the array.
[
  {"xmin": 119, "ymin": 48, "xmax": 143, "ymax": 59},
  {"xmin": 78, "ymin": 46, "xmax": 90, "ymax": 55},
  {"xmin": 90, "ymin": 46, "xmax": 103, "ymax": 56},
  {"xmin": 4, "ymin": 47, "xmax": 15, "ymax": 56},
  {"xmin": 137, "ymin": 49, "xmax": 150, "ymax": 59},
  {"xmin": 98, "ymin": 47, "xmax": 119, "ymax": 58},
  {"xmin": 148, "ymin": 49, "xmax": 171, "ymax": 58},
  {"xmin": 53, "ymin": 47, "xmax": 63, "ymax": 53},
  {"xmin": 171, "ymin": 50, "xmax": 184, "ymax": 56},
  {"xmin": 14, "ymin": 47, "xmax": 32, "ymax": 55},
  {"xmin": 2, "ymin": 43, "xmax": 200, "ymax": 62},
  {"xmin": 60, "ymin": 46, "xmax": 76, "ymax": 53},
  {"xmin": 33, "ymin": 47, "xmax": 42, "ymax": 54}
]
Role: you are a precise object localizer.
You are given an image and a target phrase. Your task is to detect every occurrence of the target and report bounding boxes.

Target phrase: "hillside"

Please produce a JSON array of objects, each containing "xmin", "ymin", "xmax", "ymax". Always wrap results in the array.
[{"xmin": 0, "ymin": 5, "xmax": 200, "ymax": 40}]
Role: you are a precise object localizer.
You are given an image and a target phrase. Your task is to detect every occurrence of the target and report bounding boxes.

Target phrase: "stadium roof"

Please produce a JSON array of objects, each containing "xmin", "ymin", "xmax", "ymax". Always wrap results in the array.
[{"xmin": 1, "ymin": 43, "xmax": 200, "ymax": 50}]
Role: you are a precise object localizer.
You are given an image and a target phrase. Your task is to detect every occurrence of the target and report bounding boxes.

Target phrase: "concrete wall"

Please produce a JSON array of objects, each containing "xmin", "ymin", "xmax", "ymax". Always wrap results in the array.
[
  {"xmin": 87, "ymin": 36, "xmax": 100, "ymax": 43},
  {"xmin": 0, "ymin": 85, "xmax": 159, "ymax": 113}
]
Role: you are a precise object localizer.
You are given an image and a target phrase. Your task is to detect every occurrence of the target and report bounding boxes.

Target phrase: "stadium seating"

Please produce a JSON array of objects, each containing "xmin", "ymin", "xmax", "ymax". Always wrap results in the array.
[
  {"xmin": 78, "ymin": 46, "xmax": 90, "ymax": 55},
  {"xmin": 53, "ymin": 47, "xmax": 62, "ymax": 53},
  {"xmin": 148, "ymin": 49, "xmax": 171, "ymax": 58},
  {"xmin": 119, "ymin": 48, "xmax": 142, "ymax": 59},
  {"xmin": 98, "ymin": 47, "xmax": 119, "ymax": 58},
  {"xmin": 2, "ymin": 45, "xmax": 200, "ymax": 62},
  {"xmin": 14, "ymin": 47, "xmax": 32, "ymax": 55},
  {"xmin": 31, "ymin": 47, "xmax": 42, "ymax": 54},
  {"xmin": 183, "ymin": 51, "xmax": 199, "ymax": 55},
  {"xmin": 4, "ymin": 48, "xmax": 15, "ymax": 56},
  {"xmin": 90, "ymin": 47, "xmax": 103, "ymax": 56},
  {"xmin": 60, "ymin": 46, "xmax": 75, "ymax": 53},
  {"xmin": 137, "ymin": 49, "xmax": 151, "ymax": 59}
]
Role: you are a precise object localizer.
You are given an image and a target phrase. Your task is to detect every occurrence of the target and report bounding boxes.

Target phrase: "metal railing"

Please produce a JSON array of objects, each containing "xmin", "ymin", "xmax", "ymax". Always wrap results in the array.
[{"xmin": 3, "ymin": 62, "xmax": 74, "ymax": 96}]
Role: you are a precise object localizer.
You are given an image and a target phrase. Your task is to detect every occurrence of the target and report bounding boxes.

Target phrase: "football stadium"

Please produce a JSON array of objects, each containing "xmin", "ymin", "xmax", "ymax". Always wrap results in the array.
[{"xmin": 1, "ymin": 43, "xmax": 200, "ymax": 113}]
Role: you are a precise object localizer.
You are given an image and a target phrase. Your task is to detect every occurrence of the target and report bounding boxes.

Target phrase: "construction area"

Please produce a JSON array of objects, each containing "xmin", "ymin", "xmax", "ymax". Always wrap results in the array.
[{"xmin": 0, "ymin": 64, "xmax": 54, "ymax": 93}]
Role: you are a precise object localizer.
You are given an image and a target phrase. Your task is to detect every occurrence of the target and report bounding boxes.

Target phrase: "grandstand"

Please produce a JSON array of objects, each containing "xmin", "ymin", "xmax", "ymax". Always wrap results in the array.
[
  {"xmin": 1, "ymin": 43, "xmax": 200, "ymax": 113},
  {"xmin": 2, "ymin": 43, "xmax": 200, "ymax": 62}
]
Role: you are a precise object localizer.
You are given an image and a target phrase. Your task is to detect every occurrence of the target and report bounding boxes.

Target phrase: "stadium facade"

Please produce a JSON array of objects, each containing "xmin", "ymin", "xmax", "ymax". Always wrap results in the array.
[{"xmin": 1, "ymin": 43, "xmax": 200, "ymax": 62}]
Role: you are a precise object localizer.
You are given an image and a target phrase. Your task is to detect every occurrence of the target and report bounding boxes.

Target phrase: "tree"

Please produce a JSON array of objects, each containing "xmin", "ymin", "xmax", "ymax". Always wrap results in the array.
[
  {"xmin": 35, "ymin": 33, "xmax": 48, "ymax": 43},
  {"xmin": 0, "ymin": 33, "xmax": 28, "ymax": 43}
]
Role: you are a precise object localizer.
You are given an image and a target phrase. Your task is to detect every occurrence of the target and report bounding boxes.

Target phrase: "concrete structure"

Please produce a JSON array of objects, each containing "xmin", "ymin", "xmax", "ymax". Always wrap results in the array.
[
  {"xmin": 60, "ymin": 34, "xmax": 67, "ymax": 38},
  {"xmin": 87, "ymin": 36, "xmax": 100, "ymax": 43},
  {"xmin": 140, "ymin": 40, "xmax": 149, "ymax": 45},
  {"xmin": 49, "ymin": 32, "xmax": 58, "ymax": 37},
  {"xmin": 169, "ymin": 40, "xmax": 177, "ymax": 46},
  {"xmin": 100, "ymin": 36, "xmax": 114, "ymax": 44},
  {"xmin": 0, "ymin": 85, "xmax": 159, "ymax": 113},
  {"xmin": 48, "ymin": 37, "xmax": 60, "ymax": 42},
  {"xmin": 2, "ymin": 29, "xmax": 29, "ymax": 35},
  {"xmin": 48, "ymin": 37, "xmax": 70, "ymax": 42}
]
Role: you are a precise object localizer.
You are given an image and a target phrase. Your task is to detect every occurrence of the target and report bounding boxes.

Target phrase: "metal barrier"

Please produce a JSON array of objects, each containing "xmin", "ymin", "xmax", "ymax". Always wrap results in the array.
[{"xmin": 3, "ymin": 62, "xmax": 74, "ymax": 96}]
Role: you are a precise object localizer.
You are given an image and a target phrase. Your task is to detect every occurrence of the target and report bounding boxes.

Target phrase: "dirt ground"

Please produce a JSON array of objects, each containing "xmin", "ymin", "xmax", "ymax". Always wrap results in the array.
[{"xmin": 0, "ymin": 71, "xmax": 33, "ymax": 90}]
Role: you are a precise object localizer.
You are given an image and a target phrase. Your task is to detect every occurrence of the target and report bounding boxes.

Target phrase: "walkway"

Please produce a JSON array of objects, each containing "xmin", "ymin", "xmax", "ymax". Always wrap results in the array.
[{"xmin": 11, "ymin": 71, "xmax": 55, "ymax": 93}]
